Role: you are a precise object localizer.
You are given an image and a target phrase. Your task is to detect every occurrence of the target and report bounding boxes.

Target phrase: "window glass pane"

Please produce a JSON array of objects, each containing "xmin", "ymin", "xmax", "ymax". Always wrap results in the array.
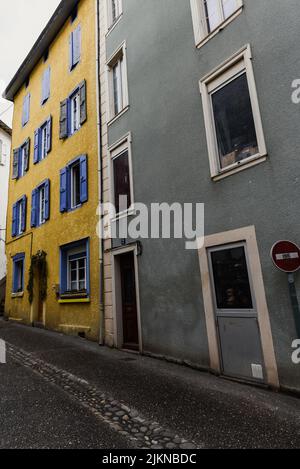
[
  {"xmin": 222, "ymin": 0, "xmax": 237, "ymax": 19},
  {"xmin": 78, "ymin": 258, "xmax": 85, "ymax": 269},
  {"xmin": 113, "ymin": 150, "xmax": 131, "ymax": 213},
  {"xmin": 210, "ymin": 246, "xmax": 253, "ymax": 310},
  {"xmin": 71, "ymin": 281, "xmax": 77, "ymax": 290},
  {"xmin": 71, "ymin": 269, "xmax": 77, "ymax": 282},
  {"xmin": 211, "ymin": 73, "xmax": 258, "ymax": 170},
  {"xmin": 71, "ymin": 93, "xmax": 80, "ymax": 134},
  {"xmin": 204, "ymin": 0, "xmax": 222, "ymax": 33},
  {"xmin": 41, "ymin": 126, "xmax": 47, "ymax": 159},
  {"xmin": 79, "ymin": 280, "xmax": 86, "ymax": 290},
  {"xmin": 71, "ymin": 163, "xmax": 81, "ymax": 208},
  {"xmin": 112, "ymin": 59, "xmax": 123, "ymax": 115}
]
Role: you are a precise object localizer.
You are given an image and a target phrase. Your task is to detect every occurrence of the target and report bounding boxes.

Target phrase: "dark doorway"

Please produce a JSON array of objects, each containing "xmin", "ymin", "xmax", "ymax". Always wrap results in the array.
[{"xmin": 119, "ymin": 252, "xmax": 139, "ymax": 350}]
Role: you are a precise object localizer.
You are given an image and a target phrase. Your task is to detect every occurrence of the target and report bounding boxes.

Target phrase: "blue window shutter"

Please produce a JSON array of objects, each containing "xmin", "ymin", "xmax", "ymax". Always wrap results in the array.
[
  {"xmin": 80, "ymin": 155, "xmax": 88, "ymax": 204},
  {"xmin": 34, "ymin": 129, "xmax": 40, "ymax": 163},
  {"xmin": 12, "ymin": 203, "xmax": 17, "ymax": 237},
  {"xmin": 21, "ymin": 196, "xmax": 27, "ymax": 233},
  {"xmin": 23, "ymin": 94, "xmax": 30, "ymax": 126},
  {"xmin": 46, "ymin": 116, "xmax": 52, "ymax": 154},
  {"xmin": 74, "ymin": 25, "xmax": 81, "ymax": 65},
  {"xmin": 60, "ymin": 167, "xmax": 68, "ymax": 212},
  {"xmin": 31, "ymin": 189, "xmax": 38, "ymax": 227},
  {"xmin": 45, "ymin": 66, "xmax": 50, "ymax": 101},
  {"xmin": 12, "ymin": 149, "xmax": 19, "ymax": 179},
  {"xmin": 69, "ymin": 32, "xmax": 74, "ymax": 70},
  {"xmin": 45, "ymin": 179, "xmax": 50, "ymax": 220}
]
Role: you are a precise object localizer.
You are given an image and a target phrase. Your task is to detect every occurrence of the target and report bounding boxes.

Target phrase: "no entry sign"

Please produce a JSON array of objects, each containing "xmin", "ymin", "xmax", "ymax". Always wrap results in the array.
[{"xmin": 271, "ymin": 240, "xmax": 300, "ymax": 273}]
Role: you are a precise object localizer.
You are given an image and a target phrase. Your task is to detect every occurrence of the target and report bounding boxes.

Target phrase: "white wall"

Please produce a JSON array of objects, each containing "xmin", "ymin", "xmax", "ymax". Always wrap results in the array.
[{"xmin": 0, "ymin": 127, "xmax": 11, "ymax": 280}]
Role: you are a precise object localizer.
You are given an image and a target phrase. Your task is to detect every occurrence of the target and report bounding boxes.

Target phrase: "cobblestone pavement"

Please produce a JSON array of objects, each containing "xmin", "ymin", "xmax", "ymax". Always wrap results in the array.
[{"xmin": 7, "ymin": 342, "xmax": 197, "ymax": 450}]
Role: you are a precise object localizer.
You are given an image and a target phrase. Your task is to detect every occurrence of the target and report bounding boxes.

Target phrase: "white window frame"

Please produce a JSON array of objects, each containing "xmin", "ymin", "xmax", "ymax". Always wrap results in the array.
[
  {"xmin": 20, "ymin": 146, "xmax": 26, "ymax": 178},
  {"xmin": 190, "ymin": 0, "xmax": 243, "ymax": 48},
  {"xmin": 17, "ymin": 202, "xmax": 23, "ymax": 236},
  {"xmin": 67, "ymin": 247, "xmax": 87, "ymax": 292},
  {"xmin": 108, "ymin": 132, "xmax": 134, "ymax": 221},
  {"xmin": 39, "ymin": 185, "xmax": 46, "ymax": 225},
  {"xmin": 70, "ymin": 161, "xmax": 81, "ymax": 210},
  {"xmin": 199, "ymin": 44, "xmax": 267, "ymax": 181},
  {"xmin": 70, "ymin": 91, "xmax": 81, "ymax": 135},
  {"xmin": 107, "ymin": 42, "xmax": 129, "ymax": 124},
  {"xmin": 107, "ymin": 0, "xmax": 123, "ymax": 30}
]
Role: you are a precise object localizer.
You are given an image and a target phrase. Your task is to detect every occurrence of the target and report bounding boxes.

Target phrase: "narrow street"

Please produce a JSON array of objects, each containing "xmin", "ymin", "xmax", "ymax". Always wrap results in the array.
[{"xmin": 0, "ymin": 319, "xmax": 299, "ymax": 449}]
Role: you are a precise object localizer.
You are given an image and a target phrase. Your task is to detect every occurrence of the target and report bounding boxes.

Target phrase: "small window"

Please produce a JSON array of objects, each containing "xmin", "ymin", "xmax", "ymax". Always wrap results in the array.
[
  {"xmin": 12, "ymin": 139, "xmax": 30, "ymax": 180},
  {"xmin": 107, "ymin": 44, "xmax": 129, "ymax": 121},
  {"xmin": 70, "ymin": 91, "xmax": 81, "ymax": 135},
  {"xmin": 22, "ymin": 93, "xmax": 30, "ymax": 127},
  {"xmin": 110, "ymin": 136, "xmax": 133, "ymax": 216},
  {"xmin": 69, "ymin": 24, "xmax": 81, "ymax": 70},
  {"xmin": 190, "ymin": 0, "xmax": 243, "ymax": 46},
  {"xmin": 71, "ymin": 161, "xmax": 81, "ymax": 209},
  {"xmin": 31, "ymin": 180, "xmax": 50, "ymax": 228},
  {"xmin": 60, "ymin": 155, "xmax": 88, "ymax": 213},
  {"xmin": 12, "ymin": 254, "xmax": 25, "ymax": 293},
  {"xmin": 34, "ymin": 117, "xmax": 52, "ymax": 164},
  {"xmin": 108, "ymin": 0, "xmax": 123, "ymax": 27},
  {"xmin": 12, "ymin": 196, "xmax": 27, "ymax": 237},
  {"xmin": 200, "ymin": 46, "xmax": 267, "ymax": 179},
  {"xmin": 0, "ymin": 140, "xmax": 5, "ymax": 165},
  {"xmin": 60, "ymin": 238, "xmax": 90, "ymax": 299},
  {"xmin": 59, "ymin": 81, "xmax": 87, "ymax": 139}
]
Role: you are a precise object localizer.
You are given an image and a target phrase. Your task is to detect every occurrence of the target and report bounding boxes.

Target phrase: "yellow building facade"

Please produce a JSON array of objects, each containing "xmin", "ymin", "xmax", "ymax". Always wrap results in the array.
[{"xmin": 5, "ymin": 0, "xmax": 102, "ymax": 340}]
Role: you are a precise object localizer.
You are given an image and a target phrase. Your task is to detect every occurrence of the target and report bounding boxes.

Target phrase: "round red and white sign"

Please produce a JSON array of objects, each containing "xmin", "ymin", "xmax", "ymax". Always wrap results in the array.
[{"xmin": 271, "ymin": 240, "xmax": 300, "ymax": 273}]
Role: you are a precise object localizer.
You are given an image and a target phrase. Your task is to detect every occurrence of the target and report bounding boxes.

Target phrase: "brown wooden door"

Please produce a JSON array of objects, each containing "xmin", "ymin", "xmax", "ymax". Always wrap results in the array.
[{"xmin": 120, "ymin": 252, "xmax": 139, "ymax": 350}]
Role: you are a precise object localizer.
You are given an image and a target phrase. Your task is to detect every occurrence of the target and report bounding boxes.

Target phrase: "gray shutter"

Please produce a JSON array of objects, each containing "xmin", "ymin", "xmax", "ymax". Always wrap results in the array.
[
  {"xmin": 59, "ymin": 99, "xmax": 68, "ymax": 139},
  {"xmin": 24, "ymin": 138, "xmax": 30, "ymax": 172},
  {"xmin": 12, "ymin": 149, "xmax": 19, "ymax": 179},
  {"xmin": 79, "ymin": 80, "xmax": 87, "ymax": 125}
]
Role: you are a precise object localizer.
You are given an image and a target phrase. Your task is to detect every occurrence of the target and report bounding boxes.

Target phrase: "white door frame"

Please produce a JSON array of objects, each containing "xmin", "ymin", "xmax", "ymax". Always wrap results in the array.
[
  {"xmin": 198, "ymin": 226, "xmax": 279, "ymax": 388},
  {"xmin": 111, "ymin": 244, "xmax": 143, "ymax": 352}
]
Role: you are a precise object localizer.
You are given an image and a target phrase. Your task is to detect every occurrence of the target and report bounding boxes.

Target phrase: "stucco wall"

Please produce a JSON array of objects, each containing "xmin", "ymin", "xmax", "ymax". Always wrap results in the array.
[
  {"xmin": 105, "ymin": 0, "xmax": 300, "ymax": 390},
  {"xmin": 5, "ymin": 0, "xmax": 101, "ymax": 340}
]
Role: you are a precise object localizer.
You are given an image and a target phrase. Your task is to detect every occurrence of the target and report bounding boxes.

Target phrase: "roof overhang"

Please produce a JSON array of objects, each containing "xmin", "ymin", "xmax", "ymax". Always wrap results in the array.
[
  {"xmin": 0, "ymin": 120, "xmax": 12, "ymax": 136},
  {"xmin": 3, "ymin": 0, "xmax": 80, "ymax": 102}
]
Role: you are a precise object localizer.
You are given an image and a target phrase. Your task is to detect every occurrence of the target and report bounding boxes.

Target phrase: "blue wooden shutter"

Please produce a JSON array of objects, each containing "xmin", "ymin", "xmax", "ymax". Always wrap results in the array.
[
  {"xmin": 34, "ymin": 129, "xmax": 40, "ymax": 163},
  {"xmin": 59, "ymin": 99, "xmax": 68, "ymax": 139},
  {"xmin": 60, "ymin": 167, "xmax": 68, "ymax": 212},
  {"xmin": 79, "ymin": 80, "xmax": 87, "ymax": 125},
  {"xmin": 42, "ymin": 66, "xmax": 50, "ymax": 103},
  {"xmin": 74, "ymin": 25, "xmax": 81, "ymax": 65},
  {"xmin": 21, "ymin": 196, "xmax": 27, "ymax": 233},
  {"xmin": 80, "ymin": 155, "xmax": 88, "ymax": 204},
  {"xmin": 31, "ymin": 189, "xmax": 38, "ymax": 227},
  {"xmin": 12, "ymin": 203, "xmax": 17, "ymax": 237},
  {"xmin": 46, "ymin": 116, "xmax": 52, "ymax": 154},
  {"xmin": 24, "ymin": 138, "xmax": 30, "ymax": 172},
  {"xmin": 69, "ymin": 32, "xmax": 74, "ymax": 70},
  {"xmin": 23, "ymin": 94, "xmax": 30, "ymax": 126},
  {"xmin": 45, "ymin": 180, "xmax": 50, "ymax": 220}
]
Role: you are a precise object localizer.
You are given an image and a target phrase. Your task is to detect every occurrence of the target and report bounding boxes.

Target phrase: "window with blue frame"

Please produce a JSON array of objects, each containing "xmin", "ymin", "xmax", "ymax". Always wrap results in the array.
[
  {"xmin": 22, "ymin": 93, "xmax": 30, "ymax": 127},
  {"xmin": 34, "ymin": 116, "xmax": 52, "ymax": 164},
  {"xmin": 60, "ymin": 155, "xmax": 88, "ymax": 212},
  {"xmin": 41, "ymin": 66, "xmax": 51, "ymax": 105},
  {"xmin": 31, "ymin": 180, "xmax": 50, "ymax": 228},
  {"xmin": 60, "ymin": 238, "xmax": 90, "ymax": 299},
  {"xmin": 69, "ymin": 24, "xmax": 81, "ymax": 70},
  {"xmin": 12, "ymin": 253, "xmax": 25, "ymax": 293},
  {"xmin": 12, "ymin": 196, "xmax": 27, "ymax": 237},
  {"xmin": 59, "ymin": 81, "xmax": 86, "ymax": 139},
  {"xmin": 12, "ymin": 138, "xmax": 30, "ymax": 180}
]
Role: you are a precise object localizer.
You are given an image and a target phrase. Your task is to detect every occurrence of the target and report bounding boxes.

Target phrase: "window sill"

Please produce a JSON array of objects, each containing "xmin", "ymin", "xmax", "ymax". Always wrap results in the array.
[
  {"xmin": 11, "ymin": 292, "xmax": 24, "ymax": 299},
  {"xmin": 111, "ymin": 206, "xmax": 135, "ymax": 223},
  {"xmin": 107, "ymin": 105, "xmax": 129, "ymax": 127},
  {"xmin": 106, "ymin": 13, "xmax": 123, "ymax": 37},
  {"xmin": 212, "ymin": 153, "xmax": 267, "ymax": 182},
  {"xmin": 196, "ymin": 7, "xmax": 243, "ymax": 49},
  {"xmin": 59, "ymin": 298, "xmax": 90, "ymax": 304}
]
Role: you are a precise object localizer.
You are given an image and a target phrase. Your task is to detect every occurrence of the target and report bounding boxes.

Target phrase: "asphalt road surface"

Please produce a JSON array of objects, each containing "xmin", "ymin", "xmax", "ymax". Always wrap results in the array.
[{"xmin": 0, "ymin": 319, "xmax": 299, "ymax": 449}]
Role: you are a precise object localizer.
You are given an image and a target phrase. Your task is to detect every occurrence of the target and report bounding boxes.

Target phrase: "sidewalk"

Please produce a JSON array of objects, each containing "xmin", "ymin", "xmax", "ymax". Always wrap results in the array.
[{"xmin": 0, "ymin": 319, "xmax": 299, "ymax": 449}]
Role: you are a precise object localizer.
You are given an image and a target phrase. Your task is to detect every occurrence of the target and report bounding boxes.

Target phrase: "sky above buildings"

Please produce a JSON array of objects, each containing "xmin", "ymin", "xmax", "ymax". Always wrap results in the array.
[{"xmin": 0, "ymin": 0, "xmax": 61, "ymax": 126}]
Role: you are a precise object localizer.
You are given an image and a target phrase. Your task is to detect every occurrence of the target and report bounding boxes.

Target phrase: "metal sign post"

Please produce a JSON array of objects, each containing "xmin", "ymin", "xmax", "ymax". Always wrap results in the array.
[{"xmin": 271, "ymin": 240, "xmax": 300, "ymax": 339}]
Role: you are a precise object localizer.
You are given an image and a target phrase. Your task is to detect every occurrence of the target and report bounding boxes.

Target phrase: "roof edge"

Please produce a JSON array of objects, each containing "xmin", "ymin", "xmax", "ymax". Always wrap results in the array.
[
  {"xmin": 3, "ymin": 0, "xmax": 79, "ymax": 102},
  {"xmin": 0, "ymin": 120, "xmax": 12, "ymax": 136}
]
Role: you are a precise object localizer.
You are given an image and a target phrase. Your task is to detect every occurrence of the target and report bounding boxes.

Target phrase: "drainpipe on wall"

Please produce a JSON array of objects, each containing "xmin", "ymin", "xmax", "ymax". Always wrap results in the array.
[{"xmin": 95, "ymin": 0, "xmax": 105, "ymax": 345}]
